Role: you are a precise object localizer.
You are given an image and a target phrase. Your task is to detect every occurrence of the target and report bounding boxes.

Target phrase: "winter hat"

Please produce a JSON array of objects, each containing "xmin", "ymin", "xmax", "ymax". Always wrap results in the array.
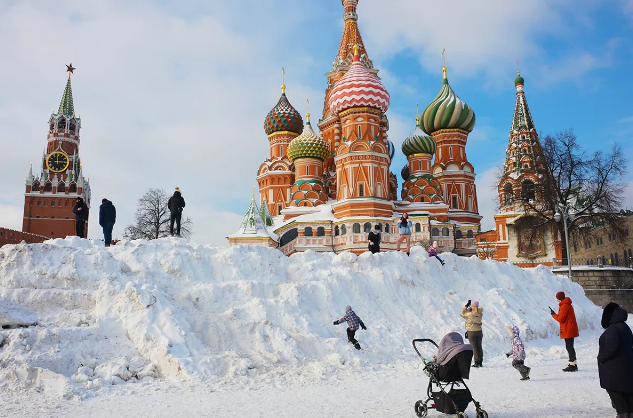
[
  {"xmin": 471, "ymin": 301, "xmax": 479, "ymax": 308},
  {"xmin": 102, "ymin": 198, "xmax": 108, "ymax": 203},
  {"xmin": 175, "ymin": 187, "xmax": 180, "ymax": 192},
  {"xmin": 345, "ymin": 305, "xmax": 351, "ymax": 312},
  {"xmin": 432, "ymin": 241, "xmax": 438, "ymax": 248},
  {"xmin": 601, "ymin": 302, "xmax": 620, "ymax": 329},
  {"xmin": 556, "ymin": 291, "xmax": 566, "ymax": 301}
]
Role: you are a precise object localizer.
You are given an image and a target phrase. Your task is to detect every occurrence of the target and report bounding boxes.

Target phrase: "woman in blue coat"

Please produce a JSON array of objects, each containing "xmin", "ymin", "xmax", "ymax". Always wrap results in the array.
[
  {"xmin": 598, "ymin": 302, "xmax": 633, "ymax": 418},
  {"xmin": 396, "ymin": 213, "xmax": 412, "ymax": 255}
]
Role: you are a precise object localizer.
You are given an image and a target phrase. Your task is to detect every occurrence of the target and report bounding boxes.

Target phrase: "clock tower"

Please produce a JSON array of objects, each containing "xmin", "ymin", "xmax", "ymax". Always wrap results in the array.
[{"xmin": 22, "ymin": 64, "xmax": 91, "ymax": 239}]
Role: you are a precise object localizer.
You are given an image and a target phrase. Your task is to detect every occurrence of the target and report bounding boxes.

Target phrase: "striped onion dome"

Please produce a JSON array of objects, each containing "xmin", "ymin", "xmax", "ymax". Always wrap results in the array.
[
  {"xmin": 264, "ymin": 87, "xmax": 304, "ymax": 135},
  {"xmin": 386, "ymin": 139, "xmax": 395, "ymax": 161},
  {"xmin": 401, "ymin": 164, "xmax": 410, "ymax": 181},
  {"xmin": 328, "ymin": 45, "xmax": 390, "ymax": 115},
  {"xmin": 402, "ymin": 121, "xmax": 437, "ymax": 157},
  {"xmin": 287, "ymin": 116, "xmax": 330, "ymax": 162},
  {"xmin": 419, "ymin": 68, "xmax": 475, "ymax": 134}
]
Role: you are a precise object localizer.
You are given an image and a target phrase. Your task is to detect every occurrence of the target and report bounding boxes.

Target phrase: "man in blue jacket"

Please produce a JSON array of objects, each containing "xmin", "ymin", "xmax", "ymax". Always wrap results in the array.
[{"xmin": 99, "ymin": 198, "xmax": 116, "ymax": 247}]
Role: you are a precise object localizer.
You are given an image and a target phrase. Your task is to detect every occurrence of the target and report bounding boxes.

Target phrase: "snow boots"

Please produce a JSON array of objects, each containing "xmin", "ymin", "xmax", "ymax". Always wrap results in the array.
[
  {"xmin": 350, "ymin": 341, "xmax": 361, "ymax": 350},
  {"xmin": 521, "ymin": 367, "xmax": 531, "ymax": 380},
  {"xmin": 562, "ymin": 362, "xmax": 578, "ymax": 372}
]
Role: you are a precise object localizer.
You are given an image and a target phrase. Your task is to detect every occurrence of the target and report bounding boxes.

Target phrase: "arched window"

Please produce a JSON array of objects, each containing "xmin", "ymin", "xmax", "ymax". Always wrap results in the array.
[
  {"xmin": 32, "ymin": 181, "xmax": 40, "ymax": 191},
  {"xmin": 306, "ymin": 166, "xmax": 309, "ymax": 176},
  {"xmin": 359, "ymin": 184, "xmax": 364, "ymax": 197},
  {"xmin": 334, "ymin": 226, "xmax": 340, "ymax": 236},
  {"xmin": 317, "ymin": 227, "xmax": 325, "ymax": 237},
  {"xmin": 614, "ymin": 252, "xmax": 619, "ymax": 266},
  {"xmin": 279, "ymin": 229, "xmax": 298, "ymax": 246},
  {"xmin": 384, "ymin": 223, "xmax": 390, "ymax": 234},
  {"xmin": 431, "ymin": 228, "xmax": 440, "ymax": 237},
  {"xmin": 57, "ymin": 117, "xmax": 66, "ymax": 130},
  {"xmin": 341, "ymin": 225, "xmax": 347, "ymax": 235},
  {"xmin": 51, "ymin": 200, "xmax": 56, "ymax": 207},
  {"xmin": 503, "ymin": 183, "xmax": 513, "ymax": 205},
  {"xmin": 353, "ymin": 223, "xmax": 361, "ymax": 233},
  {"xmin": 69, "ymin": 121, "xmax": 76, "ymax": 132},
  {"xmin": 57, "ymin": 182, "xmax": 65, "ymax": 193},
  {"xmin": 363, "ymin": 222, "xmax": 371, "ymax": 233},
  {"xmin": 44, "ymin": 182, "xmax": 52, "ymax": 192},
  {"xmin": 358, "ymin": 125, "xmax": 362, "ymax": 139},
  {"xmin": 415, "ymin": 223, "xmax": 421, "ymax": 232},
  {"xmin": 610, "ymin": 253, "xmax": 614, "ymax": 265},
  {"xmin": 304, "ymin": 227, "xmax": 313, "ymax": 237},
  {"xmin": 69, "ymin": 183, "xmax": 77, "ymax": 193},
  {"xmin": 49, "ymin": 122, "xmax": 55, "ymax": 131},
  {"xmin": 442, "ymin": 227, "xmax": 450, "ymax": 237},
  {"xmin": 455, "ymin": 230, "xmax": 463, "ymax": 239},
  {"xmin": 37, "ymin": 200, "xmax": 41, "ymax": 206},
  {"xmin": 521, "ymin": 180, "xmax": 535, "ymax": 201},
  {"xmin": 467, "ymin": 230, "xmax": 474, "ymax": 239}
]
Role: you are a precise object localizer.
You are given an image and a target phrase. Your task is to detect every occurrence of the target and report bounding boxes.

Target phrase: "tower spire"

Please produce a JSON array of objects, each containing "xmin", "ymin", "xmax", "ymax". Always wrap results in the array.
[
  {"xmin": 281, "ymin": 67, "xmax": 286, "ymax": 94},
  {"xmin": 58, "ymin": 63, "xmax": 76, "ymax": 117},
  {"xmin": 442, "ymin": 49, "xmax": 447, "ymax": 80}
]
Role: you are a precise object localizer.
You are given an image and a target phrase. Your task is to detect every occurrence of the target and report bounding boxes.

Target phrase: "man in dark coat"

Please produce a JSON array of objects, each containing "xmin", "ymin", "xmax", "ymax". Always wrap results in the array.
[
  {"xmin": 72, "ymin": 197, "xmax": 89, "ymax": 238},
  {"xmin": 598, "ymin": 302, "xmax": 633, "ymax": 418},
  {"xmin": 99, "ymin": 198, "xmax": 116, "ymax": 247},
  {"xmin": 368, "ymin": 224, "xmax": 381, "ymax": 254},
  {"xmin": 167, "ymin": 187, "xmax": 186, "ymax": 236}
]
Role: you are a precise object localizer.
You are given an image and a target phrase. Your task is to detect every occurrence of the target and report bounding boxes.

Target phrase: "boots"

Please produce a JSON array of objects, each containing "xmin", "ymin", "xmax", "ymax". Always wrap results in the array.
[{"xmin": 562, "ymin": 362, "xmax": 578, "ymax": 372}]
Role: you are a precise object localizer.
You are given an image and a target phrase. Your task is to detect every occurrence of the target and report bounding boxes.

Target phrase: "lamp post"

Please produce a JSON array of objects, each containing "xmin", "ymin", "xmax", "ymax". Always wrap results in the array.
[{"xmin": 554, "ymin": 204, "xmax": 574, "ymax": 280}]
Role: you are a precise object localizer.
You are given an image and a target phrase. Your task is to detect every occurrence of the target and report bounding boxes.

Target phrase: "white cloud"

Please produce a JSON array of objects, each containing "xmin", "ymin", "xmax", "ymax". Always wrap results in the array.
[
  {"xmin": 0, "ymin": 204, "xmax": 23, "ymax": 232},
  {"xmin": 623, "ymin": 181, "xmax": 633, "ymax": 211},
  {"xmin": 475, "ymin": 167, "xmax": 502, "ymax": 232}
]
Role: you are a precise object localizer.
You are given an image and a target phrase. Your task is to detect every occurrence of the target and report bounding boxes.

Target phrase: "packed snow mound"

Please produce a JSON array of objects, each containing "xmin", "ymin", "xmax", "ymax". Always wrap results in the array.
[
  {"xmin": 0, "ymin": 237, "xmax": 601, "ymax": 396},
  {"xmin": 0, "ymin": 297, "xmax": 38, "ymax": 327}
]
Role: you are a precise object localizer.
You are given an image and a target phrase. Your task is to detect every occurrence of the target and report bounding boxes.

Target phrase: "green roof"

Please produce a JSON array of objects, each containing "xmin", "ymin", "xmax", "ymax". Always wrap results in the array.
[{"xmin": 58, "ymin": 76, "xmax": 75, "ymax": 117}]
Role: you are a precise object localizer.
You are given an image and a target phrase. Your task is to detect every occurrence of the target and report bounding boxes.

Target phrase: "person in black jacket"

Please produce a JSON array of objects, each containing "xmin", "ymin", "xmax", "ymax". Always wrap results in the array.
[
  {"xmin": 99, "ymin": 198, "xmax": 116, "ymax": 247},
  {"xmin": 368, "ymin": 224, "xmax": 381, "ymax": 254},
  {"xmin": 168, "ymin": 187, "xmax": 186, "ymax": 236},
  {"xmin": 598, "ymin": 302, "xmax": 633, "ymax": 418},
  {"xmin": 72, "ymin": 197, "xmax": 89, "ymax": 238}
]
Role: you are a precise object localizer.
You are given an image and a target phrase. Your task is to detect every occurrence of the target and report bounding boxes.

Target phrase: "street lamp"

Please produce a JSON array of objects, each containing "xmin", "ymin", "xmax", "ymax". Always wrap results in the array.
[{"xmin": 554, "ymin": 204, "xmax": 575, "ymax": 280}]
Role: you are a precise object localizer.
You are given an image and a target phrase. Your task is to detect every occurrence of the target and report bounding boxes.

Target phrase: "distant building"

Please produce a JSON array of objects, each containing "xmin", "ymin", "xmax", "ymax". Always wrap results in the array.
[
  {"xmin": 229, "ymin": 0, "xmax": 482, "ymax": 255},
  {"xmin": 569, "ymin": 214, "xmax": 633, "ymax": 267}
]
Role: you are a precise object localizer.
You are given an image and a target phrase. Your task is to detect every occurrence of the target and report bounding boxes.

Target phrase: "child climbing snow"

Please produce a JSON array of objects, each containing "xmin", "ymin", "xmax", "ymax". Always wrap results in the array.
[
  {"xmin": 428, "ymin": 241, "xmax": 445, "ymax": 265},
  {"xmin": 506, "ymin": 326, "xmax": 530, "ymax": 380},
  {"xmin": 333, "ymin": 305, "xmax": 367, "ymax": 350}
]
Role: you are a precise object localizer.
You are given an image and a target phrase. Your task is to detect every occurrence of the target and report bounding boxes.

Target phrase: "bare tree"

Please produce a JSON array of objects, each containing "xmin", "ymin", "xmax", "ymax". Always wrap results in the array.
[
  {"xmin": 513, "ymin": 129, "xmax": 627, "ymax": 265},
  {"xmin": 124, "ymin": 188, "xmax": 193, "ymax": 240}
]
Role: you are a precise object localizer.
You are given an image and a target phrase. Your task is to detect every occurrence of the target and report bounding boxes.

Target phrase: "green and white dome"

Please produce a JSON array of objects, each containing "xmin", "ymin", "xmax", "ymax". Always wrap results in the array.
[{"xmin": 402, "ymin": 120, "xmax": 437, "ymax": 156}]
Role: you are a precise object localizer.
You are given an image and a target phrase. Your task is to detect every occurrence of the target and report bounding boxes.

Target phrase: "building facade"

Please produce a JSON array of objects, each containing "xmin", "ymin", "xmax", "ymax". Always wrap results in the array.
[
  {"xmin": 22, "ymin": 65, "xmax": 91, "ymax": 239},
  {"xmin": 229, "ymin": 0, "xmax": 482, "ymax": 255}
]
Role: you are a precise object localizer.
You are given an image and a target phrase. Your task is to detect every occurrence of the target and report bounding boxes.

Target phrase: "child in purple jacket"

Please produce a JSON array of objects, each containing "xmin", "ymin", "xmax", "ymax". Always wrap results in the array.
[
  {"xmin": 506, "ymin": 325, "xmax": 531, "ymax": 380},
  {"xmin": 428, "ymin": 241, "xmax": 445, "ymax": 265},
  {"xmin": 333, "ymin": 305, "xmax": 367, "ymax": 350}
]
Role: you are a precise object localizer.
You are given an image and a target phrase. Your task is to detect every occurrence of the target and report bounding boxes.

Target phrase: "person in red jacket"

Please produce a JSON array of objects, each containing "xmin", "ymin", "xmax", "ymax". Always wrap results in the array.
[{"xmin": 550, "ymin": 291, "xmax": 580, "ymax": 372}]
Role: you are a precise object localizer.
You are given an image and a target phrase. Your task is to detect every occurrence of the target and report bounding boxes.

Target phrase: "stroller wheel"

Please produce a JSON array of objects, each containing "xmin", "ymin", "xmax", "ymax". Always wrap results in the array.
[
  {"xmin": 476, "ymin": 410, "xmax": 488, "ymax": 418},
  {"xmin": 414, "ymin": 401, "xmax": 428, "ymax": 417}
]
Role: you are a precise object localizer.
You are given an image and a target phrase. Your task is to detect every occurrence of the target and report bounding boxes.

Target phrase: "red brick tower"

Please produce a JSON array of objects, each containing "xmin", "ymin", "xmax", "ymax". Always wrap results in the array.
[{"xmin": 22, "ymin": 64, "xmax": 91, "ymax": 238}]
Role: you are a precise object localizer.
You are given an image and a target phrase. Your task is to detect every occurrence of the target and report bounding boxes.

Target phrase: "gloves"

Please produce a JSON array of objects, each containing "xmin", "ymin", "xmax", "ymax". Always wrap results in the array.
[
  {"xmin": 333, "ymin": 321, "xmax": 337, "ymax": 325},
  {"xmin": 465, "ymin": 300, "xmax": 471, "ymax": 308},
  {"xmin": 506, "ymin": 353, "xmax": 510, "ymax": 358},
  {"xmin": 361, "ymin": 323, "xmax": 367, "ymax": 330},
  {"xmin": 549, "ymin": 307, "xmax": 555, "ymax": 315}
]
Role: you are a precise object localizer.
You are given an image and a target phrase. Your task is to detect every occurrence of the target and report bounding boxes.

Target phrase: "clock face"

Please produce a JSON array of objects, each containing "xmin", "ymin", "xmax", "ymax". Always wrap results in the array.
[{"xmin": 46, "ymin": 152, "xmax": 70, "ymax": 173}]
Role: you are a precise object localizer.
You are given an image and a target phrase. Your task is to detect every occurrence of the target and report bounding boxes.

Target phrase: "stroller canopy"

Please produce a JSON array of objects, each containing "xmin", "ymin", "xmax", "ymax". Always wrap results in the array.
[{"xmin": 436, "ymin": 332, "xmax": 473, "ymax": 366}]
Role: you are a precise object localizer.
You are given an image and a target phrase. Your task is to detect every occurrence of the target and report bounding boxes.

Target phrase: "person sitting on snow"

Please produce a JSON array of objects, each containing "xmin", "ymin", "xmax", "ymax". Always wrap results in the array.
[
  {"xmin": 428, "ymin": 241, "xmax": 445, "ymax": 265},
  {"xmin": 333, "ymin": 305, "xmax": 367, "ymax": 350},
  {"xmin": 505, "ymin": 325, "xmax": 530, "ymax": 380}
]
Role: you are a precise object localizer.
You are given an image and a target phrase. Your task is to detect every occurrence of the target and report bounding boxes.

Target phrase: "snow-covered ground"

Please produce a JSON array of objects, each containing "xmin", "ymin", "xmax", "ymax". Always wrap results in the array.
[{"xmin": 0, "ymin": 238, "xmax": 621, "ymax": 417}]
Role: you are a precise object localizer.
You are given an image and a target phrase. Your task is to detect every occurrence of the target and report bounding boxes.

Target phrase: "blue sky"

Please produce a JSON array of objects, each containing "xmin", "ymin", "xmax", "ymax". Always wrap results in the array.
[{"xmin": 0, "ymin": 0, "xmax": 631, "ymax": 244}]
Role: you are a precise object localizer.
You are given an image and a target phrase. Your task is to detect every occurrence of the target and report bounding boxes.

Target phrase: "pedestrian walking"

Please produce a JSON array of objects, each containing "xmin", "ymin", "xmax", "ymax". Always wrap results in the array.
[
  {"xmin": 461, "ymin": 300, "xmax": 484, "ymax": 367},
  {"xmin": 550, "ymin": 291, "xmax": 579, "ymax": 372},
  {"xmin": 506, "ymin": 325, "xmax": 530, "ymax": 380},
  {"xmin": 368, "ymin": 224, "xmax": 381, "ymax": 254},
  {"xmin": 396, "ymin": 213, "xmax": 412, "ymax": 255},
  {"xmin": 72, "ymin": 197, "xmax": 89, "ymax": 238},
  {"xmin": 598, "ymin": 302, "xmax": 633, "ymax": 418},
  {"xmin": 333, "ymin": 305, "xmax": 367, "ymax": 350},
  {"xmin": 99, "ymin": 198, "xmax": 116, "ymax": 247},
  {"xmin": 168, "ymin": 187, "xmax": 186, "ymax": 236},
  {"xmin": 428, "ymin": 240, "xmax": 445, "ymax": 265}
]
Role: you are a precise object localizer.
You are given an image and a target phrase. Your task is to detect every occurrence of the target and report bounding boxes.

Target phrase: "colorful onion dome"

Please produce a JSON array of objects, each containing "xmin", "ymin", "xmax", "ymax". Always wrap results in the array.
[
  {"xmin": 402, "ymin": 118, "xmax": 437, "ymax": 157},
  {"xmin": 328, "ymin": 45, "xmax": 390, "ymax": 115},
  {"xmin": 264, "ymin": 86, "xmax": 304, "ymax": 135},
  {"xmin": 515, "ymin": 71, "xmax": 525, "ymax": 86},
  {"xmin": 287, "ymin": 115, "xmax": 330, "ymax": 162},
  {"xmin": 401, "ymin": 164, "xmax": 410, "ymax": 182},
  {"xmin": 419, "ymin": 67, "xmax": 475, "ymax": 134},
  {"xmin": 386, "ymin": 139, "xmax": 395, "ymax": 161}
]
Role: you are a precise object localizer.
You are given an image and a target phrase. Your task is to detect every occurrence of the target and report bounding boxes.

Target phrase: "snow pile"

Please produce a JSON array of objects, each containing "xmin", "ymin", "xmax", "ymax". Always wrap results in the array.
[
  {"xmin": 0, "ymin": 297, "xmax": 38, "ymax": 327},
  {"xmin": 0, "ymin": 237, "xmax": 602, "ymax": 397}
]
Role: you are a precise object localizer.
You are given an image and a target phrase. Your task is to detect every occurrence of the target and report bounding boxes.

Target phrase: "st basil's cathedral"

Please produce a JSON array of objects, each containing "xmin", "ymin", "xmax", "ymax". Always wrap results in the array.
[{"xmin": 228, "ymin": 0, "xmax": 482, "ymax": 255}]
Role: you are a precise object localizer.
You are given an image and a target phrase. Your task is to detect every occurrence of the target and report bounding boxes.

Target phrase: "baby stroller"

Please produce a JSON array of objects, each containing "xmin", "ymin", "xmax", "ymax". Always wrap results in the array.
[{"xmin": 412, "ymin": 333, "xmax": 488, "ymax": 418}]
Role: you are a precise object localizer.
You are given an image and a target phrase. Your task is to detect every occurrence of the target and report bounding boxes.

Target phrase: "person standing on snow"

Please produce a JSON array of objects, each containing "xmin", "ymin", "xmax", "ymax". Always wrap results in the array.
[
  {"xmin": 396, "ymin": 213, "xmax": 412, "ymax": 256},
  {"xmin": 550, "ymin": 291, "xmax": 579, "ymax": 372},
  {"xmin": 597, "ymin": 302, "xmax": 633, "ymax": 418},
  {"xmin": 428, "ymin": 240, "xmax": 445, "ymax": 265},
  {"xmin": 333, "ymin": 305, "xmax": 367, "ymax": 350},
  {"xmin": 368, "ymin": 224, "xmax": 381, "ymax": 254},
  {"xmin": 72, "ymin": 197, "xmax": 89, "ymax": 238},
  {"xmin": 505, "ymin": 325, "xmax": 530, "ymax": 380},
  {"xmin": 99, "ymin": 198, "xmax": 116, "ymax": 247},
  {"xmin": 168, "ymin": 187, "xmax": 186, "ymax": 236},
  {"xmin": 461, "ymin": 300, "xmax": 484, "ymax": 367}
]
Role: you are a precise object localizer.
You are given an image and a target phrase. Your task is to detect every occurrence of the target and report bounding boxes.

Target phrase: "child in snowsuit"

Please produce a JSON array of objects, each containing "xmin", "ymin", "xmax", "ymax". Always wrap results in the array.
[
  {"xmin": 333, "ymin": 305, "xmax": 367, "ymax": 350},
  {"xmin": 428, "ymin": 241, "xmax": 445, "ymax": 265},
  {"xmin": 506, "ymin": 325, "xmax": 530, "ymax": 380}
]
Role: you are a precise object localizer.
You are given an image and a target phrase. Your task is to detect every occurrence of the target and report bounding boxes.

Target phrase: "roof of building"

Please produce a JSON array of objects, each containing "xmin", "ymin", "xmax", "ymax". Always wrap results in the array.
[{"xmin": 420, "ymin": 67, "xmax": 475, "ymax": 134}]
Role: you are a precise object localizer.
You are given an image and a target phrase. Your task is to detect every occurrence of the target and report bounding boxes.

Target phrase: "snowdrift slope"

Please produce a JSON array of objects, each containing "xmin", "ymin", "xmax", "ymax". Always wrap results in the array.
[{"xmin": 0, "ymin": 237, "xmax": 601, "ymax": 396}]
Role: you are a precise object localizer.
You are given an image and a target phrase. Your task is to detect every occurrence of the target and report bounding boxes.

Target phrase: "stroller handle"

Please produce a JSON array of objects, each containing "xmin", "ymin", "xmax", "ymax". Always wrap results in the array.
[{"xmin": 412, "ymin": 338, "xmax": 439, "ymax": 358}]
